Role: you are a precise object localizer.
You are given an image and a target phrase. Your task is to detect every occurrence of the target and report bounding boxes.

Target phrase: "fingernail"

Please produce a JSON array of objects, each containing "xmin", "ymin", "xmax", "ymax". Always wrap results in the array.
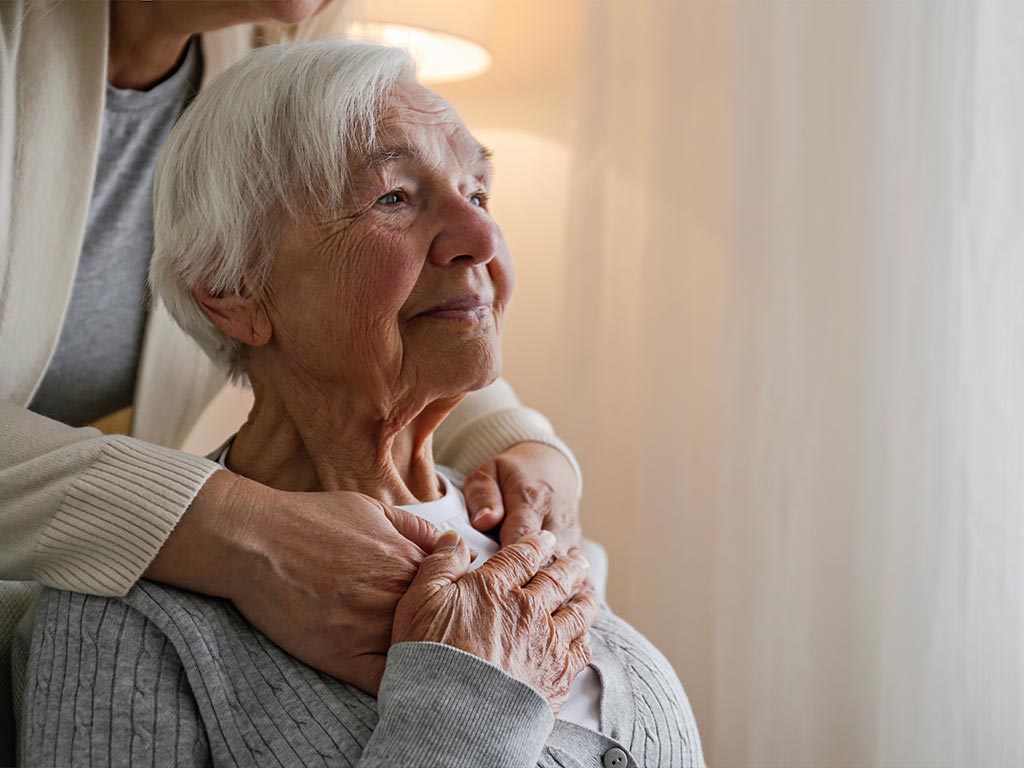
[
  {"xmin": 440, "ymin": 530, "xmax": 461, "ymax": 548},
  {"xmin": 540, "ymin": 530, "xmax": 557, "ymax": 548},
  {"xmin": 471, "ymin": 507, "xmax": 492, "ymax": 524}
]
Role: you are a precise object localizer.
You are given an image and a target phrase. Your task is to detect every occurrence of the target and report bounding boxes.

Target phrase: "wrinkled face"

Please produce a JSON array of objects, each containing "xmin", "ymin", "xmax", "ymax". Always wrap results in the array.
[{"xmin": 258, "ymin": 81, "xmax": 514, "ymax": 410}]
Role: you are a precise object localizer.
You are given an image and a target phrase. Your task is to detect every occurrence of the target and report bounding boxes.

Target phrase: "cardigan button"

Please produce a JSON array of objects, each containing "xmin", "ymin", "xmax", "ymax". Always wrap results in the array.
[{"xmin": 602, "ymin": 747, "xmax": 628, "ymax": 768}]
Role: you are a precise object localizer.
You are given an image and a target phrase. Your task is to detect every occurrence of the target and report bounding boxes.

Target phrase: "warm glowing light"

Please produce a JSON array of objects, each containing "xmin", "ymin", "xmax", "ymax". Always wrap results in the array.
[{"xmin": 344, "ymin": 21, "xmax": 493, "ymax": 84}]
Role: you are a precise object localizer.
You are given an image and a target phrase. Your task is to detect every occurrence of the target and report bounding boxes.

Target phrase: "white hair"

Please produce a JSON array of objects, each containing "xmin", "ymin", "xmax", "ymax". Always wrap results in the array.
[{"xmin": 150, "ymin": 40, "xmax": 416, "ymax": 378}]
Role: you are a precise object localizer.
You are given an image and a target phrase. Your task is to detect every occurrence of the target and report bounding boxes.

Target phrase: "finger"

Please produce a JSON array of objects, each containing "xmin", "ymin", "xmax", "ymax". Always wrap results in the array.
[
  {"xmin": 523, "ymin": 548, "xmax": 590, "ymax": 612},
  {"xmin": 463, "ymin": 461, "xmax": 505, "ymax": 531},
  {"xmin": 555, "ymin": 522, "xmax": 584, "ymax": 553},
  {"xmin": 498, "ymin": 488, "xmax": 550, "ymax": 547},
  {"xmin": 567, "ymin": 633, "xmax": 593, "ymax": 677},
  {"xmin": 407, "ymin": 530, "xmax": 471, "ymax": 595},
  {"xmin": 552, "ymin": 581, "xmax": 601, "ymax": 643},
  {"xmin": 475, "ymin": 529, "xmax": 557, "ymax": 588},
  {"xmin": 384, "ymin": 505, "xmax": 441, "ymax": 553},
  {"xmin": 498, "ymin": 506, "xmax": 545, "ymax": 548}
]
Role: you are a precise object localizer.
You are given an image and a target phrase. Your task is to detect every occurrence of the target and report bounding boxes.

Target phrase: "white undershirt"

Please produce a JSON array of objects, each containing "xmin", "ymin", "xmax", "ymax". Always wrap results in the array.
[{"xmin": 214, "ymin": 445, "xmax": 602, "ymax": 731}]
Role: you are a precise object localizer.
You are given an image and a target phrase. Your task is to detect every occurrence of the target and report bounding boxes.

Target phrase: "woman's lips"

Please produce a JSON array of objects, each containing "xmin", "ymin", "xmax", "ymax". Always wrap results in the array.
[{"xmin": 415, "ymin": 295, "xmax": 493, "ymax": 322}]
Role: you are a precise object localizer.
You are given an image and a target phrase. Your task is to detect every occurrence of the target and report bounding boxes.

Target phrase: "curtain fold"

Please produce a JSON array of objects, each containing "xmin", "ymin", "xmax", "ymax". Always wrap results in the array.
[{"xmin": 559, "ymin": 2, "xmax": 1024, "ymax": 765}]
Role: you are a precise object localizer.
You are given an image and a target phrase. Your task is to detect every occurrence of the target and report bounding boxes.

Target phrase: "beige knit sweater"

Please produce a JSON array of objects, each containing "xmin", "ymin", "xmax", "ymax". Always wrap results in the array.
[{"xmin": 0, "ymin": 0, "xmax": 579, "ymax": 597}]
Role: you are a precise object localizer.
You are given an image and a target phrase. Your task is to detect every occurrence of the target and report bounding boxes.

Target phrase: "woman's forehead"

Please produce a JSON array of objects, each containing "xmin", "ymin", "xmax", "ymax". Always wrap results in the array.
[{"xmin": 375, "ymin": 82, "xmax": 488, "ymax": 172}]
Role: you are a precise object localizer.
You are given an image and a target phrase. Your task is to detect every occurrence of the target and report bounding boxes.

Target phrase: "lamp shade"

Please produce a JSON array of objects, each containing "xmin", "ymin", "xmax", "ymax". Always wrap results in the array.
[{"xmin": 339, "ymin": 0, "xmax": 493, "ymax": 84}]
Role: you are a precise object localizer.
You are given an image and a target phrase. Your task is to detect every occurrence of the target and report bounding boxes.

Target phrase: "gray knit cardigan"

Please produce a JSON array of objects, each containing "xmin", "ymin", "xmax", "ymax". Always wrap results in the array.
[{"xmin": 21, "ymin": 583, "xmax": 703, "ymax": 768}]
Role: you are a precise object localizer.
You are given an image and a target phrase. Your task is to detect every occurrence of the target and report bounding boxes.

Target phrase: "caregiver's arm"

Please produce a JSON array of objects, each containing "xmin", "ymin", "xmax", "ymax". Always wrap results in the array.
[
  {"xmin": 23, "ymin": 532, "xmax": 597, "ymax": 768},
  {"xmin": 0, "ymin": 379, "xmax": 579, "ymax": 690},
  {"xmin": 435, "ymin": 378, "xmax": 584, "ymax": 552},
  {"xmin": 0, "ymin": 400, "xmax": 437, "ymax": 693},
  {"xmin": 0, "ymin": 400, "xmax": 219, "ymax": 592}
]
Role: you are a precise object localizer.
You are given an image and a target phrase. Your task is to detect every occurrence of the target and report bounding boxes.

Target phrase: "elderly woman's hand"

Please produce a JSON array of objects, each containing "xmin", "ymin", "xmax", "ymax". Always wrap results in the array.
[
  {"xmin": 464, "ymin": 442, "xmax": 582, "ymax": 554},
  {"xmin": 147, "ymin": 469, "xmax": 441, "ymax": 695},
  {"xmin": 391, "ymin": 529, "xmax": 600, "ymax": 713}
]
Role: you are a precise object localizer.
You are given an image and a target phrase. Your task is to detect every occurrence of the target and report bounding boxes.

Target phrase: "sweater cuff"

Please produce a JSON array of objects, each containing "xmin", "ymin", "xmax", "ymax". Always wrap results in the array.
[
  {"xmin": 438, "ymin": 407, "xmax": 583, "ymax": 498},
  {"xmin": 34, "ymin": 436, "xmax": 219, "ymax": 597},
  {"xmin": 362, "ymin": 642, "xmax": 554, "ymax": 768}
]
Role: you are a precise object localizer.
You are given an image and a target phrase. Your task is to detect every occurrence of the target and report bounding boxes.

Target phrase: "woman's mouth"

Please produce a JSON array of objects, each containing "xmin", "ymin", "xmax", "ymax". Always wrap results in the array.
[{"xmin": 415, "ymin": 295, "xmax": 493, "ymax": 323}]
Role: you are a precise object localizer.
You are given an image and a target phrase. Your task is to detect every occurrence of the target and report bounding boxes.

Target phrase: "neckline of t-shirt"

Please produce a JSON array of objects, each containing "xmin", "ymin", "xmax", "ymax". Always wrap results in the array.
[
  {"xmin": 104, "ymin": 36, "xmax": 201, "ymax": 113},
  {"xmin": 394, "ymin": 471, "xmax": 468, "ymax": 525},
  {"xmin": 212, "ymin": 437, "xmax": 463, "ymax": 524}
]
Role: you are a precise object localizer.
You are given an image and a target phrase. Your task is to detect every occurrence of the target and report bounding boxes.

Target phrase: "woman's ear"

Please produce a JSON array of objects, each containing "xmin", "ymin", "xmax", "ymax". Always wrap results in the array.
[{"xmin": 192, "ymin": 284, "xmax": 273, "ymax": 348}]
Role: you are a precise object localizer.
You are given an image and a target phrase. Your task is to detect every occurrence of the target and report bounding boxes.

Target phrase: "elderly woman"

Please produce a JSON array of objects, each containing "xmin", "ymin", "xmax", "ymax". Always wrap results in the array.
[{"xmin": 21, "ymin": 41, "xmax": 703, "ymax": 768}]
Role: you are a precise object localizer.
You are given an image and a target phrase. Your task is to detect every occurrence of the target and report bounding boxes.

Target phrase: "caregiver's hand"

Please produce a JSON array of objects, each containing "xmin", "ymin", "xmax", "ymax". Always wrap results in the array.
[
  {"xmin": 464, "ymin": 442, "xmax": 582, "ymax": 554},
  {"xmin": 145, "ymin": 469, "xmax": 440, "ymax": 695},
  {"xmin": 392, "ymin": 529, "xmax": 600, "ymax": 714}
]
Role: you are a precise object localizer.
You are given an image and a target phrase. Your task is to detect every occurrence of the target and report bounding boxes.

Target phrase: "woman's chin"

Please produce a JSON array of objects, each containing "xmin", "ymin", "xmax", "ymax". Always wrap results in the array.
[
  {"xmin": 259, "ymin": 0, "xmax": 327, "ymax": 24},
  {"xmin": 414, "ymin": 344, "xmax": 502, "ymax": 397}
]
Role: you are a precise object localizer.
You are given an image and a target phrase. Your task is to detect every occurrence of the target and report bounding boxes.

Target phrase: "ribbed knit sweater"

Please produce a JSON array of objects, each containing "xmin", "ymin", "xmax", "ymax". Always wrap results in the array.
[{"xmin": 21, "ymin": 583, "xmax": 704, "ymax": 767}]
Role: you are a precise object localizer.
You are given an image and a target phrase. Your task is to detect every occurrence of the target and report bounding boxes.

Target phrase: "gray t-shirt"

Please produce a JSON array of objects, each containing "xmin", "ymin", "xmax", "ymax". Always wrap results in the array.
[{"xmin": 28, "ymin": 38, "xmax": 201, "ymax": 427}]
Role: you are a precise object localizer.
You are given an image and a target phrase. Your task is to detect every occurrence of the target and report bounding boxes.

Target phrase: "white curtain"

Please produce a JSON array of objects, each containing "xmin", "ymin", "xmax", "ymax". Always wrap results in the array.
[{"xmin": 548, "ymin": 1, "xmax": 1024, "ymax": 766}]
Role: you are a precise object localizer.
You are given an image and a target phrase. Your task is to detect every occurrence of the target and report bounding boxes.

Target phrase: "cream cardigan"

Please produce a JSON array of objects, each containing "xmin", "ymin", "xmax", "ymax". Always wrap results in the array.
[{"xmin": 0, "ymin": 1, "xmax": 578, "ymax": 596}]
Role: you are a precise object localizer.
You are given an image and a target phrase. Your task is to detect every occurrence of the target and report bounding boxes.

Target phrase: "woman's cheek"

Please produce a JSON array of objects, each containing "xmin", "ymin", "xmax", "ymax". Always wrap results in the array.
[
  {"xmin": 341, "ymin": 229, "xmax": 422, "ymax": 316},
  {"xmin": 492, "ymin": 244, "xmax": 516, "ymax": 310}
]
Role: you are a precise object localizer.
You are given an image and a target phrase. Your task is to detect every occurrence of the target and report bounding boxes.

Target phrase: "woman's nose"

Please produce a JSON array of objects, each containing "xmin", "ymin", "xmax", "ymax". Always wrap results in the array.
[{"xmin": 427, "ymin": 196, "xmax": 500, "ymax": 268}]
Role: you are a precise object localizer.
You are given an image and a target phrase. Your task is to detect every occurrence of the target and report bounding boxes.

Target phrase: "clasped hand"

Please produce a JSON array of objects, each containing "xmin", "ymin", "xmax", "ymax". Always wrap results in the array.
[{"xmin": 154, "ymin": 442, "xmax": 590, "ymax": 698}]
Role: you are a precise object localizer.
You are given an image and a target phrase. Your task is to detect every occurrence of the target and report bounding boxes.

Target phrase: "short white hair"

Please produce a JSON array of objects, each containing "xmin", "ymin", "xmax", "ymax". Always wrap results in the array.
[{"xmin": 151, "ymin": 40, "xmax": 415, "ymax": 377}]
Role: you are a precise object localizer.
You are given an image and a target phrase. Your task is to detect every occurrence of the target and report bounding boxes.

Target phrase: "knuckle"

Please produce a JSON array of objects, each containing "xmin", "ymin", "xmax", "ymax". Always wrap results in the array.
[
  {"xmin": 504, "ymin": 545, "xmax": 536, "ymax": 572},
  {"xmin": 512, "ymin": 587, "xmax": 537, "ymax": 619},
  {"xmin": 577, "ymin": 641, "xmax": 593, "ymax": 668},
  {"xmin": 520, "ymin": 481, "xmax": 554, "ymax": 509},
  {"xmin": 463, "ymin": 468, "xmax": 494, "ymax": 489},
  {"xmin": 512, "ymin": 536, "xmax": 544, "ymax": 563},
  {"xmin": 532, "ymin": 571, "xmax": 566, "ymax": 601},
  {"xmin": 560, "ymin": 554, "xmax": 586, "ymax": 582}
]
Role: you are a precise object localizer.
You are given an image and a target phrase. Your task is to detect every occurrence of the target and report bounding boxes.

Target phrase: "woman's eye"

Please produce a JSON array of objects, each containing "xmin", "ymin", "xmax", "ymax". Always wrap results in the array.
[
  {"xmin": 470, "ymin": 191, "xmax": 489, "ymax": 208},
  {"xmin": 377, "ymin": 190, "xmax": 404, "ymax": 205}
]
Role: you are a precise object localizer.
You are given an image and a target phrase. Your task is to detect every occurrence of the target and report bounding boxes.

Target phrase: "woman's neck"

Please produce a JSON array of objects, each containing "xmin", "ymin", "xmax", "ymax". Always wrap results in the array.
[{"xmin": 224, "ymin": 373, "xmax": 459, "ymax": 506}]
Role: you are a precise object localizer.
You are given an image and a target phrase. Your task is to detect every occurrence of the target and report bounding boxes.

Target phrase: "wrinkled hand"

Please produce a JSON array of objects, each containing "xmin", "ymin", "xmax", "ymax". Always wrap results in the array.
[
  {"xmin": 463, "ymin": 442, "xmax": 582, "ymax": 553},
  {"xmin": 146, "ymin": 470, "xmax": 440, "ymax": 695},
  {"xmin": 392, "ymin": 529, "xmax": 600, "ymax": 713}
]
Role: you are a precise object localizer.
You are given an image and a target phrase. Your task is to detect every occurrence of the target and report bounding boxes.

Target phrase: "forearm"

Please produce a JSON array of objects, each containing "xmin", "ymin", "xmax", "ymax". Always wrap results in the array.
[
  {"xmin": 359, "ymin": 642, "xmax": 554, "ymax": 768},
  {"xmin": 142, "ymin": 468, "xmax": 258, "ymax": 599},
  {"xmin": 0, "ymin": 400, "xmax": 217, "ymax": 594}
]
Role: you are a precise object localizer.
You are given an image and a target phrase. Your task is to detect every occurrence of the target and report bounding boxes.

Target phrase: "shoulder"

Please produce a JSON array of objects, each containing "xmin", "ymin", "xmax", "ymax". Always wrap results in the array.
[
  {"xmin": 23, "ymin": 587, "xmax": 211, "ymax": 766},
  {"xmin": 27, "ymin": 582, "xmax": 247, "ymax": 697},
  {"xmin": 591, "ymin": 608, "xmax": 706, "ymax": 767},
  {"xmin": 27, "ymin": 583, "xmax": 229, "ymax": 687}
]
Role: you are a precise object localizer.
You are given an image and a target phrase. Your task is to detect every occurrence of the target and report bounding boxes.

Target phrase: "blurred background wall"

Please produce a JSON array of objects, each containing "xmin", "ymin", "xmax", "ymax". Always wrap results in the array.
[{"xmin": 185, "ymin": 1, "xmax": 1024, "ymax": 765}]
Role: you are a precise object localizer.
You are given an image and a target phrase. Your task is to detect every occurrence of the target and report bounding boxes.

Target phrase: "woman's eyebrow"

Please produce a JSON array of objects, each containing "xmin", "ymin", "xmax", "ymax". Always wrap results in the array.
[
  {"xmin": 362, "ymin": 141, "xmax": 494, "ymax": 173},
  {"xmin": 478, "ymin": 143, "xmax": 494, "ymax": 175},
  {"xmin": 364, "ymin": 143, "xmax": 421, "ymax": 168}
]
